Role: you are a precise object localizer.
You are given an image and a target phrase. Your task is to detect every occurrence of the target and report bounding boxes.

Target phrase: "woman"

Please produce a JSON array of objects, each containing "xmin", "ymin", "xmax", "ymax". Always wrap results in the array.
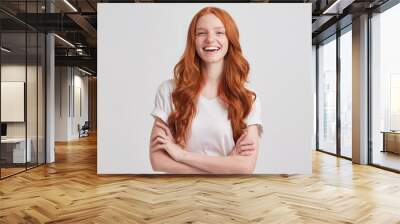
[{"xmin": 149, "ymin": 7, "xmax": 262, "ymax": 174}]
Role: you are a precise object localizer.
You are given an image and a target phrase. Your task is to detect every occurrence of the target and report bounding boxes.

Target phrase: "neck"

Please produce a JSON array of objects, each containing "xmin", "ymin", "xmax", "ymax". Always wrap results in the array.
[{"xmin": 201, "ymin": 61, "xmax": 224, "ymax": 86}]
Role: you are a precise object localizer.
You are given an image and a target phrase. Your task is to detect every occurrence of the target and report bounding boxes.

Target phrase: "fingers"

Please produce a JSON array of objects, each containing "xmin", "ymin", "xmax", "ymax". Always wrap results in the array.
[
  {"xmin": 238, "ymin": 144, "xmax": 255, "ymax": 151},
  {"xmin": 238, "ymin": 139, "xmax": 254, "ymax": 147},
  {"xmin": 151, "ymin": 143, "xmax": 165, "ymax": 152},
  {"xmin": 239, "ymin": 150, "xmax": 254, "ymax": 156},
  {"xmin": 236, "ymin": 142, "xmax": 256, "ymax": 156},
  {"xmin": 230, "ymin": 145, "xmax": 256, "ymax": 157},
  {"xmin": 236, "ymin": 131, "xmax": 248, "ymax": 144},
  {"xmin": 155, "ymin": 121, "xmax": 168, "ymax": 133},
  {"xmin": 155, "ymin": 121, "xmax": 173, "ymax": 139},
  {"xmin": 150, "ymin": 132, "xmax": 169, "ymax": 152},
  {"xmin": 155, "ymin": 122, "xmax": 176, "ymax": 143},
  {"xmin": 230, "ymin": 132, "xmax": 250, "ymax": 156},
  {"xmin": 150, "ymin": 136, "xmax": 167, "ymax": 147},
  {"xmin": 151, "ymin": 132, "xmax": 167, "ymax": 142},
  {"xmin": 235, "ymin": 139, "xmax": 255, "ymax": 152},
  {"xmin": 230, "ymin": 147, "xmax": 255, "ymax": 156}
]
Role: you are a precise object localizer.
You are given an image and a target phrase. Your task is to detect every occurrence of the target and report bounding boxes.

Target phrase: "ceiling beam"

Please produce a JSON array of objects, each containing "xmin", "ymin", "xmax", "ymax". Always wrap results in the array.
[
  {"xmin": 55, "ymin": 55, "xmax": 96, "ymax": 69},
  {"xmin": 67, "ymin": 13, "xmax": 97, "ymax": 46}
]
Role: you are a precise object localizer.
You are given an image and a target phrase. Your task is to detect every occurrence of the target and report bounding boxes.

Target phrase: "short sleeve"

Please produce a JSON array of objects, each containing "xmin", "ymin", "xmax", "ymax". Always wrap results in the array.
[
  {"xmin": 245, "ymin": 95, "xmax": 263, "ymax": 135},
  {"xmin": 151, "ymin": 80, "xmax": 175, "ymax": 123}
]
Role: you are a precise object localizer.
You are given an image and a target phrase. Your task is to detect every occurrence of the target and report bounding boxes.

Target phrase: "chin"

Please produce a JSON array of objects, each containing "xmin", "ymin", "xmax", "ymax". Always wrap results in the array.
[{"xmin": 201, "ymin": 57, "xmax": 224, "ymax": 64}]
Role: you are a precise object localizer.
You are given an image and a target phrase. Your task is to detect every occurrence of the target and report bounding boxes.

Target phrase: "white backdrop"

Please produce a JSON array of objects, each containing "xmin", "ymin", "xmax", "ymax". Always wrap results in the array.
[{"xmin": 98, "ymin": 3, "xmax": 313, "ymax": 174}]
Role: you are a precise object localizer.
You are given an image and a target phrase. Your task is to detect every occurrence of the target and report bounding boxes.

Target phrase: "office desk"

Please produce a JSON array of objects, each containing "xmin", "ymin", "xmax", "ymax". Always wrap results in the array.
[
  {"xmin": 382, "ymin": 131, "xmax": 400, "ymax": 154},
  {"xmin": 1, "ymin": 138, "xmax": 31, "ymax": 163}
]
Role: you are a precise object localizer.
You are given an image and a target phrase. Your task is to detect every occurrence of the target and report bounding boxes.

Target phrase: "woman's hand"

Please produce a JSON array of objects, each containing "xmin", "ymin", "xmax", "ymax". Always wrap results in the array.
[
  {"xmin": 154, "ymin": 120, "xmax": 175, "ymax": 143},
  {"xmin": 151, "ymin": 120, "xmax": 186, "ymax": 161},
  {"xmin": 151, "ymin": 132, "xmax": 186, "ymax": 162},
  {"xmin": 150, "ymin": 119, "xmax": 176, "ymax": 152},
  {"xmin": 229, "ymin": 131, "xmax": 257, "ymax": 156}
]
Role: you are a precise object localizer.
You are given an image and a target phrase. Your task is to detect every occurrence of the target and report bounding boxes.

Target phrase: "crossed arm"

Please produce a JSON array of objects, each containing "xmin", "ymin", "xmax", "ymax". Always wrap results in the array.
[
  {"xmin": 149, "ymin": 120, "xmax": 208, "ymax": 174},
  {"xmin": 149, "ymin": 118, "xmax": 260, "ymax": 174}
]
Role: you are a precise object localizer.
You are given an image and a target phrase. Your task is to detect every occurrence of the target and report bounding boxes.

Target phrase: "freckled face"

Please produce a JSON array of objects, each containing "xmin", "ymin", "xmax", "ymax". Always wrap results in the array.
[{"xmin": 195, "ymin": 14, "xmax": 229, "ymax": 65}]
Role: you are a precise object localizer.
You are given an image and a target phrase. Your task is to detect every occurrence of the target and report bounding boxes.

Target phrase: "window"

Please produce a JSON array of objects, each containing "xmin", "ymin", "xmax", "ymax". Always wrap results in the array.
[
  {"xmin": 318, "ymin": 36, "xmax": 337, "ymax": 154},
  {"xmin": 371, "ymin": 3, "xmax": 400, "ymax": 171},
  {"xmin": 339, "ymin": 28, "xmax": 352, "ymax": 158}
]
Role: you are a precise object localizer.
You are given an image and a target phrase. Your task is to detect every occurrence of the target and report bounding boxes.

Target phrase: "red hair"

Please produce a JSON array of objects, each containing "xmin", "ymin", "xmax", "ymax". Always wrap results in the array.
[{"xmin": 168, "ymin": 7, "xmax": 255, "ymax": 147}]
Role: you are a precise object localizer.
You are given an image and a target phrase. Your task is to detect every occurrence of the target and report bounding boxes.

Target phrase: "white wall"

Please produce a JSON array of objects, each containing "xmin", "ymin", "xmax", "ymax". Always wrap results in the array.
[
  {"xmin": 98, "ymin": 3, "xmax": 313, "ymax": 174},
  {"xmin": 72, "ymin": 72, "xmax": 89, "ymax": 138},
  {"xmin": 55, "ymin": 67, "xmax": 89, "ymax": 141},
  {"xmin": 55, "ymin": 67, "xmax": 69, "ymax": 141}
]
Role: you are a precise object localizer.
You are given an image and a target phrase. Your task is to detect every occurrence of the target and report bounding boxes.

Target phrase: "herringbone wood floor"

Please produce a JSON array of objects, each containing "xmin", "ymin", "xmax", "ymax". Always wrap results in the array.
[{"xmin": 1, "ymin": 134, "xmax": 400, "ymax": 224}]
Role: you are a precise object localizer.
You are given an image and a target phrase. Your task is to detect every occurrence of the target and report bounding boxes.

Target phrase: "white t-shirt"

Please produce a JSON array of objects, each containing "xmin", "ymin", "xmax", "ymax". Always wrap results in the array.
[{"xmin": 151, "ymin": 79, "xmax": 262, "ymax": 156}]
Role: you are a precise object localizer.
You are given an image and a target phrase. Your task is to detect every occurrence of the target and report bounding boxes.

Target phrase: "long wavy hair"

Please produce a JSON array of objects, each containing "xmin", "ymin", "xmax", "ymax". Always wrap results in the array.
[{"xmin": 168, "ymin": 7, "xmax": 256, "ymax": 147}]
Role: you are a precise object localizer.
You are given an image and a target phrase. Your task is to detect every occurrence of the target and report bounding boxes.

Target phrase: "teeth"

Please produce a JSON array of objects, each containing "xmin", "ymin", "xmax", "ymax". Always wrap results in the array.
[{"xmin": 204, "ymin": 47, "xmax": 220, "ymax": 51}]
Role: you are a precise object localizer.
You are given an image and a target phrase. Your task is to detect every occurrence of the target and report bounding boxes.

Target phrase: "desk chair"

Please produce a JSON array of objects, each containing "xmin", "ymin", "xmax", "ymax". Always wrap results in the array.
[{"xmin": 79, "ymin": 121, "xmax": 90, "ymax": 138}]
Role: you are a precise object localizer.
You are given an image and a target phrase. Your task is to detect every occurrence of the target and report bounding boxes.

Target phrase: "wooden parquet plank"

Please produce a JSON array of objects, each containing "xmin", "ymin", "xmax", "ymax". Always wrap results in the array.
[{"xmin": 1, "ymin": 134, "xmax": 400, "ymax": 223}]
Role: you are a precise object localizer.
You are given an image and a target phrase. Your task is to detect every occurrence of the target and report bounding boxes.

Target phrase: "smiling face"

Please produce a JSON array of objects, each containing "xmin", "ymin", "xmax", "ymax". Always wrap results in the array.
[{"xmin": 195, "ymin": 13, "xmax": 229, "ymax": 65}]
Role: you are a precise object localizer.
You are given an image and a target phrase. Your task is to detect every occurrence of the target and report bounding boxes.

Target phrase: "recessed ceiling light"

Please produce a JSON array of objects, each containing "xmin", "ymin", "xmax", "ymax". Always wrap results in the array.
[
  {"xmin": 322, "ymin": 0, "xmax": 354, "ymax": 15},
  {"xmin": 1, "ymin": 47, "xmax": 11, "ymax": 53},
  {"xmin": 54, "ymin": 34, "xmax": 75, "ymax": 48},
  {"xmin": 63, "ymin": 0, "xmax": 78, "ymax": 12},
  {"xmin": 78, "ymin": 67, "xmax": 93, "ymax": 76}
]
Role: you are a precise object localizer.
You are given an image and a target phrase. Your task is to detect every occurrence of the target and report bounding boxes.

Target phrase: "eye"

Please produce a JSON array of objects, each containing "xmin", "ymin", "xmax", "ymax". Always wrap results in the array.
[
  {"xmin": 196, "ymin": 32, "xmax": 207, "ymax": 36},
  {"xmin": 216, "ymin": 31, "xmax": 225, "ymax": 35}
]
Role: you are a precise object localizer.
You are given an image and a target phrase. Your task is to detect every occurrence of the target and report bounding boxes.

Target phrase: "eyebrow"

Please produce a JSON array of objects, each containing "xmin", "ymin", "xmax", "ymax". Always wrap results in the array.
[{"xmin": 196, "ymin": 26, "xmax": 225, "ymax": 31}]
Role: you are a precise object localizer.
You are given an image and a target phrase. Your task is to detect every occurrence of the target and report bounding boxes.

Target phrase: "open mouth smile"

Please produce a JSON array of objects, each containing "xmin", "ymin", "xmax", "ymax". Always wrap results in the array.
[{"xmin": 203, "ymin": 46, "xmax": 221, "ymax": 53}]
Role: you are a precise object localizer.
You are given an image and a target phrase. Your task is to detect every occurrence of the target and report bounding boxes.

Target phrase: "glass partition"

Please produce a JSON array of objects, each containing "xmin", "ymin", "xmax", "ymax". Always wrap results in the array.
[
  {"xmin": 339, "ymin": 28, "xmax": 352, "ymax": 158},
  {"xmin": 371, "ymin": 3, "xmax": 400, "ymax": 171},
  {"xmin": 317, "ymin": 36, "xmax": 337, "ymax": 154},
  {"xmin": 0, "ymin": 31, "xmax": 28, "ymax": 177},
  {"xmin": 27, "ymin": 31, "xmax": 38, "ymax": 169},
  {"xmin": 0, "ymin": 1, "xmax": 46, "ymax": 179}
]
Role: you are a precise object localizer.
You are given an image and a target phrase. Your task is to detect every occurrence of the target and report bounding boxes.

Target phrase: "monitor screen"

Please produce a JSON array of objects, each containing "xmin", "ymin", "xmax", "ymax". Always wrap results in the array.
[{"xmin": 1, "ymin": 123, "xmax": 7, "ymax": 137}]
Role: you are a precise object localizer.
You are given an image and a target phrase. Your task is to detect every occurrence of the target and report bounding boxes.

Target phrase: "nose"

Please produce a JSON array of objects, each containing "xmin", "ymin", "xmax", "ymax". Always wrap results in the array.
[{"xmin": 205, "ymin": 33, "xmax": 216, "ymax": 43}]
